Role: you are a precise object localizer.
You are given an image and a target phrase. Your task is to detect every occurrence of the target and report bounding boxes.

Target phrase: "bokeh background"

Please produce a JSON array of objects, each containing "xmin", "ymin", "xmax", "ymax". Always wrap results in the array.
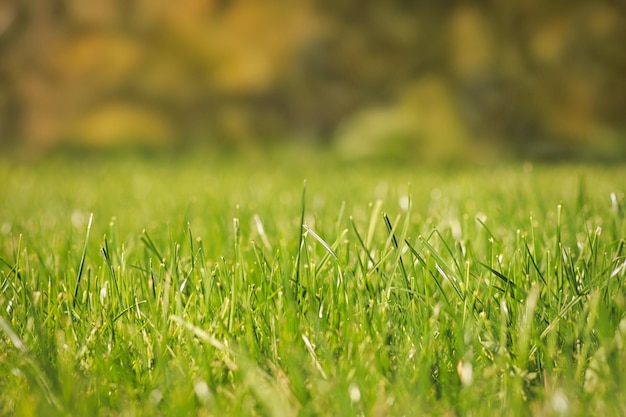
[{"xmin": 1, "ymin": 0, "xmax": 625, "ymax": 162}]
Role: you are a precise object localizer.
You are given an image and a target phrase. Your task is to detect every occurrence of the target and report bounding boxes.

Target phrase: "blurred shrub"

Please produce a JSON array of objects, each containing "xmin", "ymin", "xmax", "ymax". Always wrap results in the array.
[
  {"xmin": 67, "ymin": 103, "xmax": 172, "ymax": 149},
  {"xmin": 0, "ymin": 0, "xmax": 624, "ymax": 160},
  {"xmin": 336, "ymin": 77, "xmax": 476, "ymax": 163}
]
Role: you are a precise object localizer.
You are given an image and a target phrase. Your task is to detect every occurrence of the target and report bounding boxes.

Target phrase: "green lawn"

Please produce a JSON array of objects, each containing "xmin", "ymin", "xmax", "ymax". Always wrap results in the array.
[{"xmin": 1, "ymin": 155, "xmax": 625, "ymax": 416}]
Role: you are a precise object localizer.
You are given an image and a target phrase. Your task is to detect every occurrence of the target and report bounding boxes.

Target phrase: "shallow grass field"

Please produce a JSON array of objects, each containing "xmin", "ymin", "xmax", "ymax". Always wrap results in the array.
[{"xmin": 1, "ymin": 154, "xmax": 625, "ymax": 416}]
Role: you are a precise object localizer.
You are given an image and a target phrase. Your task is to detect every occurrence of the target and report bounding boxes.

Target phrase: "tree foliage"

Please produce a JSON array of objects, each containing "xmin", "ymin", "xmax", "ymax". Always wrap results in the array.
[{"xmin": 0, "ymin": 0, "xmax": 624, "ymax": 159}]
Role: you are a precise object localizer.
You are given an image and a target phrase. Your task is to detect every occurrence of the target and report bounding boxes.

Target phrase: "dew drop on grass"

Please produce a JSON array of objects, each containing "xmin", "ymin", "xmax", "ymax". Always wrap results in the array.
[
  {"xmin": 399, "ymin": 195, "xmax": 410, "ymax": 211},
  {"xmin": 100, "ymin": 285, "xmax": 107, "ymax": 304},
  {"xmin": 551, "ymin": 389, "xmax": 568, "ymax": 414},
  {"xmin": 349, "ymin": 383, "xmax": 361, "ymax": 403},
  {"xmin": 71, "ymin": 210, "xmax": 85, "ymax": 228},
  {"xmin": 149, "ymin": 389, "xmax": 163, "ymax": 406},
  {"xmin": 457, "ymin": 360, "xmax": 473, "ymax": 387},
  {"xmin": 501, "ymin": 299, "xmax": 508, "ymax": 315},
  {"xmin": 194, "ymin": 379, "xmax": 213, "ymax": 404},
  {"xmin": 432, "ymin": 303, "xmax": 441, "ymax": 318},
  {"xmin": 450, "ymin": 218, "xmax": 462, "ymax": 240},
  {"xmin": 610, "ymin": 192, "xmax": 619, "ymax": 214}
]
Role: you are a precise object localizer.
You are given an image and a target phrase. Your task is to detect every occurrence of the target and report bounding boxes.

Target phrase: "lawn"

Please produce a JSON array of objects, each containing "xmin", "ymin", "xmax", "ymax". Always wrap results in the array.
[{"xmin": 1, "ymin": 154, "xmax": 625, "ymax": 416}]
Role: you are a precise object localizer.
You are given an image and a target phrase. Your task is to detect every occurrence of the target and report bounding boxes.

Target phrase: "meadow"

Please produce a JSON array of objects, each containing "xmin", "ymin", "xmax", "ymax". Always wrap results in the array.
[{"xmin": 1, "ymin": 154, "xmax": 625, "ymax": 416}]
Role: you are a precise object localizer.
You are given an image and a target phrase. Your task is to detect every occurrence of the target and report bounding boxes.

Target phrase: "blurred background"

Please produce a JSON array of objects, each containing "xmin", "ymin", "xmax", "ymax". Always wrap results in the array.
[{"xmin": 1, "ymin": 0, "xmax": 625, "ymax": 162}]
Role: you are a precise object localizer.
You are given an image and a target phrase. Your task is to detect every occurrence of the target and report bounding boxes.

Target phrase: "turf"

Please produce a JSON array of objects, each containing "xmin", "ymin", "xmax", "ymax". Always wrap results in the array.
[{"xmin": 1, "ymin": 155, "xmax": 625, "ymax": 416}]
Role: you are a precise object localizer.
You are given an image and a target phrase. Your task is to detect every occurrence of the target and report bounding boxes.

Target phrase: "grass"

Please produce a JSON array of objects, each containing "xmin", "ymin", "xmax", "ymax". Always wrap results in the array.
[{"xmin": 1, "ymin": 154, "xmax": 625, "ymax": 416}]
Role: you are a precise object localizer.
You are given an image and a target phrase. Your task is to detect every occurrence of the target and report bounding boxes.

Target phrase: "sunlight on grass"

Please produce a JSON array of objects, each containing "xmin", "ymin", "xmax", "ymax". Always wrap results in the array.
[{"xmin": 1, "ymin": 156, "xmax": 625, "ymax": 416}]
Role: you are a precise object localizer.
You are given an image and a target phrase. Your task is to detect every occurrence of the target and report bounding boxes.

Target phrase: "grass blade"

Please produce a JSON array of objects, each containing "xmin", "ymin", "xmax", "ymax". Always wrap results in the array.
[
  {"xmin": 302, "ymin": 224, "xmax": 338, "ymax": 260},
  {"xmin": 73, "ymin": 213, "xmax": 93, "ymax": 308},
  {"xmin": 383, "ymin": 212, "xmax": 410, "ymax": 292}
]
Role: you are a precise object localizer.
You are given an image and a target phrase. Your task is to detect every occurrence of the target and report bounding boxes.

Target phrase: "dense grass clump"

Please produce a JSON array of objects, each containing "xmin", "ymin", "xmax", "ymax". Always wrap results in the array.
[{"xmin": 1, "ymin": 155, "xmax": 625, "ymax": 416}]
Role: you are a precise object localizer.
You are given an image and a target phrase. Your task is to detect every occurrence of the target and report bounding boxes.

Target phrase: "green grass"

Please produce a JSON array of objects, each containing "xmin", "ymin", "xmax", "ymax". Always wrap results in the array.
[{"xmin": 1, "ymin": 154, "xmax": 625, "ymax": 416}]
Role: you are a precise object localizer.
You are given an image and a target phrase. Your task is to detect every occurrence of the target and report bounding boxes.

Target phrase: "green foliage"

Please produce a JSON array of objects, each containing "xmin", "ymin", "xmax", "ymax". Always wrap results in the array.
[
  {"xmin": 2, "ymin": 2, "xmax": 626, "ymax": 159},
  {"xmin": 1, "ymin": 155, "xmax": 626, "ymax": 416}
]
